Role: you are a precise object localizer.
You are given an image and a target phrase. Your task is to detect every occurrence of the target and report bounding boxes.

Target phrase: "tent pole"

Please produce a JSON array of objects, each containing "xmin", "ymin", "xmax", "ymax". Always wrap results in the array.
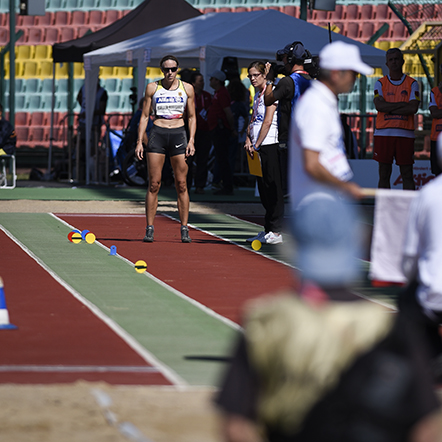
[
  {"xmin": 46, "ymin": 62, "xmax": 56, "ymax": 178},
  {"xmin": 9, "ymin": 0, "xmax": 16, "ymax": 127}
]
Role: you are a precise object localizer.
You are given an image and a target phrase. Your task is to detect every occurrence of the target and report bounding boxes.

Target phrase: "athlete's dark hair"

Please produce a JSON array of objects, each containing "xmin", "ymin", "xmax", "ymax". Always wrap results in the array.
[{"xmin": 160, "ymin": 55, "xmax": 179, "ymax": 68}]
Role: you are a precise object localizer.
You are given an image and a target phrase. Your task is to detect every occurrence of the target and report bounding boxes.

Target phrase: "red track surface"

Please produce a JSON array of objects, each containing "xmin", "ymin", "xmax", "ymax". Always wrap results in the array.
[
  {"xmin": 58, "ymin": 214, "xmax": 297, "ymax": 324},
  {"xmin": 0, "ymin": 214, "xmax": 296, "ymax": 384},
  {"xmin": 0, "ymin": 230, "xmax": 171, "ymax": 385}
]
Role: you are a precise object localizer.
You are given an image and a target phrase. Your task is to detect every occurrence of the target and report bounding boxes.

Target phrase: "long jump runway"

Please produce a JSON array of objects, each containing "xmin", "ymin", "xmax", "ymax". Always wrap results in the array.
[{"xmin": 0, "ymin": 212, "xmax": 296, "ymax": 387}]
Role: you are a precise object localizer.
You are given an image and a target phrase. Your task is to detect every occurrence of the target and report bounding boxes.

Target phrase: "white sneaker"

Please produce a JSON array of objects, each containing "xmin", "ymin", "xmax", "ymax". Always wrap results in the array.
[
  {"xmin": 246, "ymin": 231, "xmax": 266, "ymax": 243},
  {"xmin": 263, "ymin": 231, "xmax": 283, "ymax": 244}
]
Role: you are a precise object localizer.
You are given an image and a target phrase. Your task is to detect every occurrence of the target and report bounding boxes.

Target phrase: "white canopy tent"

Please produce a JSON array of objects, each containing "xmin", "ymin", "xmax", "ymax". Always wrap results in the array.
[{"xmin": 82, "ymin": 9, "xmax": 387, "ymax": 184}]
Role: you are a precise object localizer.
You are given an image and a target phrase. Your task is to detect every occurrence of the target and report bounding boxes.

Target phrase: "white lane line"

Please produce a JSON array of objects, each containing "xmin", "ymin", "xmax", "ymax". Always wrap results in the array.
[
  {"xmin": 51, "ymin": 213, "xmax": 242, "ymax": 332},
  {"xmin": 0, "ymin": 365, "xmax": 161, "ymax": 373},
  {"xmin": 162, "ymin": 212, "xmax": 296, "ymax": 269},
  {"xmin": 0, "ymin": 223, "xmax": 187, "ymax": 388}
]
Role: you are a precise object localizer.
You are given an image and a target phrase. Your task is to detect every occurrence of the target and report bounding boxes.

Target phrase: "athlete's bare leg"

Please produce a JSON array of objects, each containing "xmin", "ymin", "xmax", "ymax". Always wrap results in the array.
[
  {"xmin": 146, "ymin": 153, "xmax": 166, "ymax": 225},
  {"xmin": 170, "ymin": 154, "xmax": 190, "ymax": 226}
]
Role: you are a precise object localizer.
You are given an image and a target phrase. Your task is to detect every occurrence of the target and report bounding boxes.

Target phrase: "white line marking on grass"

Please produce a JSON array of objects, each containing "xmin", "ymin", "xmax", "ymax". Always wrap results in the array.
[
  {"xmin": 50, "ymin": 214, "xmax": 243, "ymax": 333},
  {"xmin": 0, "ymin": 223, "xmax": 187, "ymax": 388},
  {"xmin": 162, "ymin": 212, "xmax": 295, "ymax": 269},
  {"xmin": 0, "ymin": 365, "xmax": 161, "ymax": 373}
]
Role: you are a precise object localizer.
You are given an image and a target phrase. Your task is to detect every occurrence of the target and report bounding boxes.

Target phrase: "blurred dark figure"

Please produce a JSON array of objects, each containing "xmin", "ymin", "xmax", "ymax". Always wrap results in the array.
[
  {"xmin": 76, "ymin": 79, "xmax": 108, "ymax": 180},
  {"xmin": 187, "ymin": 71, "xmax": 212, "ymax": 194},
  {"xmin": 0, "ymin": 103, "xmax": 16, "ymax": 156},
  {"xmin": 227, "ymin": 77, "xmax": 249, "ymax": 178}
]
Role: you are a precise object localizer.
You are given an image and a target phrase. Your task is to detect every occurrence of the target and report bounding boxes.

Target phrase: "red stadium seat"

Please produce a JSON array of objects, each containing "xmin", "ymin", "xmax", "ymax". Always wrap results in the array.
[
  {"xmin": 312, "ymin": 9, "xmax": 329, "ymax": 21},
  {"xmin": 71, "ymin": 10, "xmax": 88, "ymax": 26},
  {"xmin": 391, "ymin": 22, "xmax": 408, "ymax": 39},
  {"xmin": 54, "ymin": 11, "xmax": 71, "ymax": 26},
  {"xmin": 361, "ymin": 22, "xmax": 375, "ymax": 41},
  {"xmin": 346, "ymin": 22, "xmax": 360, "ymax": 39},
  {"xmin": 35, "ymin": 12, "xmax": 54, "ymax": 26},
  {"xmin": 15, "ymin": 112, "xmax": 30, "ymax": 127},
  {"xmin": 30, "ymin": 112, "xmax": 48, "ymax": 127},
  {"xmin": 103, "ymin": 10, "xmax": 122, "ymax": 25},
  {"xmin": 27, "ymin": 28, "xmax": 44, "ymax": 44},
  {"xmin": 282, "ymin": 6, "xmax": 299, "ymax": 17},
  {"xmin": 0, "ymin": 28, "xmax": 7, "ymax": 45},
  {"xmin": 89, "ymin": 10, "xmax": 104, "ymax": 25},
  {"xmin": 375, "ymin": 4, "xmax": 392, "ymax": 20},
  {"xmin": 60, "ymin": 27, "xmax": 77, "ymax": 42},
  {"xmin": 17, "ymin": 14, "xmax": 36, "ymax": 26},
  {"xmin": 329, "ymin": 4, "xmax": 344, "ymax": 20},
  {"xmin": 45, "ymin": 28, "xmax": 60, "ymax": 44},
  {"xmin": 360, "ymin": 4, "xmax": 374, "ymax": 20},
  {"xmin": 15, "ymin": 127, "xmax": 29, "ymax": 144},
  {"xmin": 346, "ymin": 4, "xmax": 360, "ymax": 20}
]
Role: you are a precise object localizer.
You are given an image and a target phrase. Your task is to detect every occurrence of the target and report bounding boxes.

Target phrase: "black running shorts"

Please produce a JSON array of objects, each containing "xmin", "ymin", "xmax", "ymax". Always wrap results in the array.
[{"xmin": 147, "ymin": 125, "xmax": 187, "ymax": 157}]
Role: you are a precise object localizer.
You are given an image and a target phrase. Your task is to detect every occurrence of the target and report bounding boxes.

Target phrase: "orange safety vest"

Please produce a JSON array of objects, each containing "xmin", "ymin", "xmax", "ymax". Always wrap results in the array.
[
  {"xmin": 430, "ymin": 86, "xmax": 442, "ymax": 141},
  {"xmin": 375, "ymin": 75, "xmax": 416, "ymax": 131}
]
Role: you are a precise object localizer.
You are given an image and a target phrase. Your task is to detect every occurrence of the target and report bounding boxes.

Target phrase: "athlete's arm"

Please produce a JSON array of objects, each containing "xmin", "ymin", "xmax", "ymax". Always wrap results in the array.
[
  {"xmin": 184, "ymin": 82, "xmax": 196, "ymax": 157},
  {"xmin": 135, "ymin": 83, "xmax": 155, "ymax": 161}
]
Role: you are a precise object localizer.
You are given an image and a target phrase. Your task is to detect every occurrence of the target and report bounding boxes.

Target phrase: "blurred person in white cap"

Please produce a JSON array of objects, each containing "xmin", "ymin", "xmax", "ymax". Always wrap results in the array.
[
  {"xmin": 215, "ymin": 173, "xmax": 441, "ymax": 442},
  {"xmin": 401, "ymin": 132, "xmax": 442, "ymax": 372},
  {"xmin": 207, "ymin": 69, "xmax": 237, "ymax": 195},
  {"xmin": 373, "ymin": 48, "xmax": 420, "ymax": 190}
]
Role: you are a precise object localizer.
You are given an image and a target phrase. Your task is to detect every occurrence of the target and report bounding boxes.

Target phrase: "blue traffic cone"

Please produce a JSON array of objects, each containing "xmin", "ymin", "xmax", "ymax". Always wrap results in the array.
[{"xmin": 0, "ymin": 277, "xmax": 17, "ymax": 330}]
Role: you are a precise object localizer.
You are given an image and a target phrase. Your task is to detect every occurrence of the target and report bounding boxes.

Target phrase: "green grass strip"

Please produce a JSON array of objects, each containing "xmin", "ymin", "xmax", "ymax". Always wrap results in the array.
[{"xmin": 0, "ymin": 213, "xmax": 238, "ymax": 386}]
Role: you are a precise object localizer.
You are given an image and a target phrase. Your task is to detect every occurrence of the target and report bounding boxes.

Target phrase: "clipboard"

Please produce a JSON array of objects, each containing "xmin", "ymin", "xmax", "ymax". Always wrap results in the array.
[{"xmin": 247, "ymin": 151, "xmax": 263, "ymax": 177}]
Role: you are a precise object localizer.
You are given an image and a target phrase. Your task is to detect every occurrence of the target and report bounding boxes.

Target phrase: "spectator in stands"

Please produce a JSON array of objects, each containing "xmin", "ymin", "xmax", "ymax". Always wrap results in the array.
[
  {"xmin": 429, "ymin": 63, "xmax": 442, "ymax": 176},
  {"xmin": 264, "ymin": 41, "xmax": 311, "ymax": 195},
  {"xmin": 188, "ymin": 71, "xmax": 212, "ymax": 194},
  {"xmin": 76, "ymin": 79, "xmax": 108, "ymax": 181},
  {"xmin": 207, "ymin": 70, "xmax": 237, "ymax": 196},
  {"xmin": 373, "ymin": 48, "xmax": 419, "ymax": 190},
  {"xmin": 135, "ymin": 55, "xmax": 196, "ymax": 243},
  {"xmin": 401, "ymin": 134, "xmax": 442, "ymax": 367},
  {"xmin": 0, "ymin": 103, "xmax": 16, "ymax": 156}
]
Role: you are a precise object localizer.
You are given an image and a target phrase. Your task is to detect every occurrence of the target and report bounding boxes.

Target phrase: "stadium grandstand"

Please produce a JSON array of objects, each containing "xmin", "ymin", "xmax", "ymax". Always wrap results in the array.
[{"xmin": 0, "ymin": 0, "xmax": 441, "ymax": 167}]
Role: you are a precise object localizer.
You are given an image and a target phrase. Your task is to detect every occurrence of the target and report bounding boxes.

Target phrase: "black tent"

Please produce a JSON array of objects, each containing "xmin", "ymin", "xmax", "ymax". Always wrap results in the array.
[{"xmin": 52, "ymin": 0, "xmax": 202, "ymax": 63}]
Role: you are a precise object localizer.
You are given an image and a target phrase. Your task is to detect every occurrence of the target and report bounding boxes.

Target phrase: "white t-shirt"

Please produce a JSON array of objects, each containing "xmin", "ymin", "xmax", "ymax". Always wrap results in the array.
[
  {"xmin": 374, "ymin": 74, "xmax": 420, "ymax": 139},
  {"xmin": 402, "ymin": 174, "xmax": 442, "ymax": 313},
  {"xmin": 289, "ymin": 80, "xmax": 353, "ymax": 208},
  {"xmin": 249, "ymin": 89, "xmax": 278, "ymax": 147}
]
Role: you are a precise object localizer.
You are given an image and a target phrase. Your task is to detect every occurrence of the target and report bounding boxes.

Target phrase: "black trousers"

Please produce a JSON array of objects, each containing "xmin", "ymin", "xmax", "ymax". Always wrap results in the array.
[
  {"xmin": 211, "ymin": 126, "xmax": 233, "ymax": 192},
  {"xmin": 193, "ymin": 129, "xmax": 212, "ymax": 188},
  {"xmin": 257, "ymin": 143, "xmax": 284, "ymax": 233},
  {"xmin": 398, "ymin": 279, "xmax": 442, "ymax": 359}
]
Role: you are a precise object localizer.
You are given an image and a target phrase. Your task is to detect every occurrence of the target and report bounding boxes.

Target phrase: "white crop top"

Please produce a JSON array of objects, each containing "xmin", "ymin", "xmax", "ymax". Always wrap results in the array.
[{"xmin": 152, "ymin": 79, "xmax": 188, "ymax": 120}]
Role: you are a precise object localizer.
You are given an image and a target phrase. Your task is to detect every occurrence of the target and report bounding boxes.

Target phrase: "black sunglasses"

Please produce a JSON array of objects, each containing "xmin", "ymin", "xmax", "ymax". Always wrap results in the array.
[{"xmin": 162, "ymin": 66, "xmax": 178, "ymax": 73}]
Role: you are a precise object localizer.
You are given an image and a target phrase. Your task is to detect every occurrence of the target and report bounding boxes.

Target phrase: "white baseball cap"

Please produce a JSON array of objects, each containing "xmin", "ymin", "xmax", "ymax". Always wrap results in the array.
[
  {"xmin": 319, "ymin": 41, "xmax": 374, "ymax": 76},
  {"xmin": 209, "ymin": 70, "xmax": 226, "ymax": 82}
]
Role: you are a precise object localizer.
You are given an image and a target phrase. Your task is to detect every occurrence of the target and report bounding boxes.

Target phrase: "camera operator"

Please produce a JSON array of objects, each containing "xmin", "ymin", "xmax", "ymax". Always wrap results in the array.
[{"xmin": 264, "ymin": 41, "xmax": 312, "ymax": 195}]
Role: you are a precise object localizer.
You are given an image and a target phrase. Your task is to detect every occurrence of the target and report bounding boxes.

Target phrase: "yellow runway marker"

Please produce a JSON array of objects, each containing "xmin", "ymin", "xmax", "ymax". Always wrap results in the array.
[
  {"xmin": 135, "ymin": 260, "xmax": 147, "ymax": 273},
  {"xmin": 251, "ymin": 240, "xmax": 262, "ymax": 251},
  {"xmin": 71, "ymin": 232, "xmax": 82, "ymax": 244},
  {"xmin": 85, "ymin": 232, "xmax": 96, "ymax": 244}
]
